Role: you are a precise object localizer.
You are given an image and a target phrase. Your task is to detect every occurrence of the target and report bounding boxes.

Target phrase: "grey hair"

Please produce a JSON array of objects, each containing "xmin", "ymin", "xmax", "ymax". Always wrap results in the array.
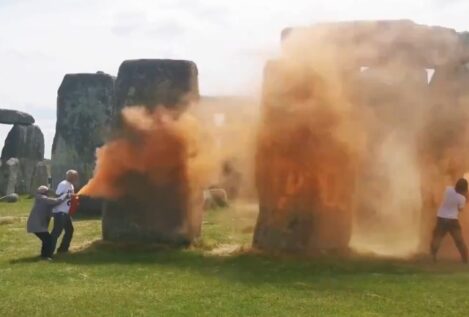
[
  {"xmin": 66, "ymin": 170, "xmax": 78, "ymax": 177},
  {"xmin": 37, "ymin": 185, "xmax": 49, "ymax": 194}
]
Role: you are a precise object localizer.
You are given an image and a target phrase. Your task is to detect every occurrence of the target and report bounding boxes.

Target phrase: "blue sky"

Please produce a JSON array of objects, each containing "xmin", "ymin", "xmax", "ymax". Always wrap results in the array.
[{"xmin": 0, "ymin": 0, "xmax": 468, "ymax": 158}]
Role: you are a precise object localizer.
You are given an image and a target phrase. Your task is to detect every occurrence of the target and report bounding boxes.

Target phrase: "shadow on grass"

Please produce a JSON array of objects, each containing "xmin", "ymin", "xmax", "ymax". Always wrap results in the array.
[
  {"xmin": 13, "ymin": 240, "xmax": 440, "ymax": 285},
  {"xmin": 72, "ymin": 214, "xmax": 101, "ymax": 221},
  {"xmin": 10, "ymin": 256, "xmax": 47, "ymax": 264}
]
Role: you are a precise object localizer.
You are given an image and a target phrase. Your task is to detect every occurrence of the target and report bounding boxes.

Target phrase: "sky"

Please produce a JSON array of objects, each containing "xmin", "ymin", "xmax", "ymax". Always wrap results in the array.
[{"xmin": 0, "ymin": 0, "xmax": 468, "ymax": 158}]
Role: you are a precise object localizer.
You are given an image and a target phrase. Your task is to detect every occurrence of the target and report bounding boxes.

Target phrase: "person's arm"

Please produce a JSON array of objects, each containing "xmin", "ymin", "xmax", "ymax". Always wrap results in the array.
[
  {"xmin": 458, "ymin": 196, "xmax": 466, "ymax": 211},
  {"xmin": 38, "ymin": 194, "xmax": 65, "ymax": 206}
]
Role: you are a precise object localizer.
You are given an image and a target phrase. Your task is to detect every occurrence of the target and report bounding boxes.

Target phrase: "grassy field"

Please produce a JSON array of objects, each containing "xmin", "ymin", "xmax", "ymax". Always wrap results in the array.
[{"xmin": 1, "ymin": 198, "xmax": 469, "ymax": 317}]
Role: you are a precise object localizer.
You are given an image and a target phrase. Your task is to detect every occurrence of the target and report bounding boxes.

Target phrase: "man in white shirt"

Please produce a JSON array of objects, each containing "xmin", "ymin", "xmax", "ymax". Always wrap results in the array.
[
  {"xmin": 50, "ymin": 170, "xmax": 78, "ymax": 254},
  {"xmin": 430, "ymin": 178, "xmax": 468, "ymax": 263}
]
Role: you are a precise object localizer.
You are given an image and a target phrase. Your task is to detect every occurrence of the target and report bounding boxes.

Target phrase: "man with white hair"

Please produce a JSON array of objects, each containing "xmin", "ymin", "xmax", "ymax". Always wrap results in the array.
[{"xmin": 50, "ymin": 170, "xmax": 78, "ymax": 254}]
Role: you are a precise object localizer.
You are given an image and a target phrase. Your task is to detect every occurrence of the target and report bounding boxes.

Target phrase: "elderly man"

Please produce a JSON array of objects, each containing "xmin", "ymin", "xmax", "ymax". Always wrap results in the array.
[
  {"xmin": 50, "ymin": 170, "xmax": 78, "ymax": 254},
  {"xmin": 27, "ymin": 186, "xmax": 67, "ymax": 260}
]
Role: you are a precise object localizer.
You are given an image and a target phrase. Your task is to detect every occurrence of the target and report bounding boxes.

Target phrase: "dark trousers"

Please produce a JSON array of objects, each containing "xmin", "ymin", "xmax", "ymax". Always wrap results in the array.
[
  {"xmin": 34, "ymin": 232, "xmax": 53, "ymax": 258},
  {"xmin": 430, "ymin": 217, "xmax": 468, "ymax": 263},
  {"xmin": 50, "ymin": 212, "xmax": 74, "ymax": 253}
]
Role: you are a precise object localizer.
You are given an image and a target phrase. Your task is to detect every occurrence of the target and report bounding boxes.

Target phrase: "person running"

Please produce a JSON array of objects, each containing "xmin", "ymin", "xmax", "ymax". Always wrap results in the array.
[
  {"xmin": 50, "ymin": 170, "xmax": 78, "ymax": 254},
  {"xmin": 430, "ymin": 178, "xmax": 469, "ymax": 263},
  {"xmin": 26, "ymin": 186, "xmax": 67, "ymax": 260}
]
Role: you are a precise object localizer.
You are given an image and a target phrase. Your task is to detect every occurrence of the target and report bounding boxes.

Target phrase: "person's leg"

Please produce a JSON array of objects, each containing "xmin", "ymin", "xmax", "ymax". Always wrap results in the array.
[
  {"xmin": 57, "ymin": 214, "xmax": 74, "ymax": 253},
  {"xmin": 50, "ymin": 213, "xmax": 65, "ymax": 254},
  {"xmin": 43, "ymin": 232, "xmax": 53, "ymax": 258},
  {"xmin": 34, "ymin": 232, "xmax": 49, "ymax": 257},
  {"xmin": 449, "ymin": 222, "xmax": 468, "ymax": 263},
  {"xmin": 430, "ymin": 219, "xmax": 448, "ymax": 261}
]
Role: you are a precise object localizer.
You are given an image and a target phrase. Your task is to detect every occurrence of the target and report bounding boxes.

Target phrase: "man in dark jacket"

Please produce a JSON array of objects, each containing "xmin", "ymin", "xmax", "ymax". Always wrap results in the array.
[{"xmin": 26, "ymin": 186, "xmax": 67, "ymax": 260}]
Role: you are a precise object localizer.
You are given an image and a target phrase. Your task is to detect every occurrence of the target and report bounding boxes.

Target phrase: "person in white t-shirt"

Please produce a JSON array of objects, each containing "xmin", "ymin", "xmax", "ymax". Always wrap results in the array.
[
  {"xmin": 430, "ymin": 178, "xmax": 468, "ymax": 263},
  {"xmin": 50, "ymin": 170, "xmax": 78, "ymax": 254}
]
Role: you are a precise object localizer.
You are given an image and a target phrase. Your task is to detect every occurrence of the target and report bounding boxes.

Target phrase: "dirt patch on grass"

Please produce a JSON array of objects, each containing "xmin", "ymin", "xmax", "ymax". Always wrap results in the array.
[
  {"xmin": 208, "ymin": 244, "xmax": 245, "ymax": 256},
  {"xmin": 0, "ymin": 216, "xmax": 22, "ymax": 225}
]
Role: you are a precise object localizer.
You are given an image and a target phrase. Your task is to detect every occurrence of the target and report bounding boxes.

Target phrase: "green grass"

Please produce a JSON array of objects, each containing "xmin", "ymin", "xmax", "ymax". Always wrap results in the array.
[{"xmin": 1, "ymin": 198, "xmax": 469, "ymax": 316}]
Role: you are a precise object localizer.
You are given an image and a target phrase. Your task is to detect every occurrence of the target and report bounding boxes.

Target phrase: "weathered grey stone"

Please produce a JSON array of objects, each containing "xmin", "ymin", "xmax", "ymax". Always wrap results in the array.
[
  {"xmin": 0, "ymin": 109, "xmax": 35, "ymax": 125},
  {"xmin": 0, "ymin": 158, "xmax": 20, "ymax": 195},
  {"xmin": 0, "ymin": 193, "xmax": 19, "ymax": 203},
  {"xmin": 220, "ymin": 160, "xmax": 242, "ymax": 201},
  {"xmin": 16, "ymin": 158, "xmax": 37, "ymax": 194},
  {"xmin": 30, "ymin": 161, "xmax": 49, "ymax": 195},
  {"xmin": 103, "ymin": 59, "xmax": 201, "ymax": 244},
  {"xmin": 203, "ymin": 187, "xmax": 228, "ymax": 210},
  {"xmin": 114, "ymin": 59, "xmax": 199, "ymax": 120},
  {"xmin": 51, "ymin": 72, "xmax": 115, "ymax": 189},
  {"xmin": 1, "ymin": 124, "xmax": 44, "ymax": 161},
  {"xmin": 75, "ymin": 195, "xmax": 103, "ymax": 216},
  {"xmin": 102, "ymin": 182, "xmax": 203, "ymax": 245},
  {"xmin": 1, "ymin": 124, "xmax": 44, "ymax": 194}
]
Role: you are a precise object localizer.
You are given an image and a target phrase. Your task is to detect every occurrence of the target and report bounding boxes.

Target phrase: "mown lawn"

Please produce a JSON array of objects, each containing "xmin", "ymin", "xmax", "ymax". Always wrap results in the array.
[{"xmin": 1, "ymin": 198, "xmax": 468, "ymax": 317}]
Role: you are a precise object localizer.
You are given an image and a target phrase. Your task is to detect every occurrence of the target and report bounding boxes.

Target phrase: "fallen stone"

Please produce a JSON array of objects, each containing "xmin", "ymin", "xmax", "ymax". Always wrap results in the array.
[
  {"xmin": 0, "ymin": 193, "xmax": 19, "ymax": 203},
  {"xmin": 0, "ymin": 109, "xmax": 35, "ymax": 125}
]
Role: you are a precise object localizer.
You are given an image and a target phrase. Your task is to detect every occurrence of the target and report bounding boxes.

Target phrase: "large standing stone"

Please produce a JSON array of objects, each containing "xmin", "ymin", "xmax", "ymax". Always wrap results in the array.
[
  {"xmin": 1, "ymin": 124, "xmax": 44, "ymax": 160},
  {"xmin": 1, "ymin": 124, "xmax": 44, "ymax": 194},
  {"xmin": 253, "ymin": 60, "xmax": 356, "ymax": 254},
  {"xmin": 102, "ymin": 59, "xmax": 200, "ymax": 244},
  {"xmin": 418, "ymin": 63, "xmax": 469, "ymax": 258},
  {"xmin": 351, "ymin": 64, "xmax": 428, "ymax": 255},
  {"xmin": 114, "ymin": 59, "xmax": 199, "ymax": 117},
  {"xmin": 76, "ymin": 195, "xmax": 103, "ymax": 216},
  {"xmin": 0, "ymin": 109, "xmax": 35, "ymax": 125},
  {"xmin": 51, "ymin": 72, "xmax": 115, "ymax": 190},
  {"xmin": 281, "ymin": 20, "xmax": 467, "ymax": 67},
  {"xmin": 30, "ymin": 161, "xmax": 49, "ymax": 195},
  {"xmin": 102, "ymin": 173, "xmax": 202, "ymax": 244},
  {"xmin": 0, "ymin": 158, "xmax": 20, "ymax": 195}
]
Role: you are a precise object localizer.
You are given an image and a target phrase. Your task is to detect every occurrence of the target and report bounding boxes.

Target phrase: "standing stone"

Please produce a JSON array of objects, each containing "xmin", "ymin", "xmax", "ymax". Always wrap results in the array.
[
  {"xmin": 114, "ymin": 59, "xmax": 199, "ymax": 117},
  {"xmin": 1, "ymin": 124, "xmax": 44, "ymax": 160},
  {"xmin": 51, "ymin": 72, "xmax": 115, "ymax": 190},
  {"xmin": 253, "ymin": 60, "xmax": 356, "ymax": 254},
  {"xmin": 0, "ymin": 109, "xmax": 35, "ymax": 125},
  {"xmin": 1, "ymin": 124, "xmax": 44, "ymax": 194},
  {"xmin": 281, "ymin": 21, "xmax": 464, "ymax": 67},
  {"xmin": 220, "ymin": 160, "xmax": 242, "ymax": 201},
  {"xmin": 30, "ymin": 161, "xmax": 49, "ymax": 195},
  {"xmin": 419, "ymin": 63, "xmax": 469, "ymax": 258},
  {"xmin": 0, "ymin": 158, "xmax": 20, "ymax": 195},
  {"xmin": 102, "ymin": 59, "xmax": 200, "ymax": 244}
]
